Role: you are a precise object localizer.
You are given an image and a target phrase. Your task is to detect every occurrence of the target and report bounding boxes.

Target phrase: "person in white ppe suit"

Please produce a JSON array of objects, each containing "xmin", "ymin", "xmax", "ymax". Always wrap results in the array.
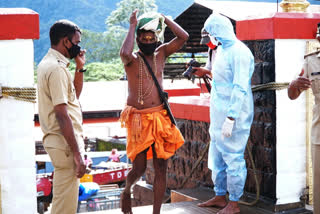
[{"xmin": 196, "ymin": 13, "xmax": 254, "ymax": 214}]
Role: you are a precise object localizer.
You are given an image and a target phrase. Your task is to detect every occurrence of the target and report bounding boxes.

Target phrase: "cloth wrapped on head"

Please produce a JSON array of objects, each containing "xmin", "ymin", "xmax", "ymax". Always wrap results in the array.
[{"xmin": 136, "ymin": 12, "xmax": 166, "ymax": 42}]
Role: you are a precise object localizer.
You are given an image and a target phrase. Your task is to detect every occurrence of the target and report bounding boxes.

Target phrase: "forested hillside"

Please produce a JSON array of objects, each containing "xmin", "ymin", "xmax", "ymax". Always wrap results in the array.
[{"xmin": 0, "ymin": 0, "xmax": 193, "ymax": 63}]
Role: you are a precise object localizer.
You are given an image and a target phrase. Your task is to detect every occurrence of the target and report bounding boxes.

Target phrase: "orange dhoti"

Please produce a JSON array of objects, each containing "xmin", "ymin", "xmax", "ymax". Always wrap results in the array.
[{"xmin": 120, "ymin": 104, "xmax": 184, "ymax": 162}]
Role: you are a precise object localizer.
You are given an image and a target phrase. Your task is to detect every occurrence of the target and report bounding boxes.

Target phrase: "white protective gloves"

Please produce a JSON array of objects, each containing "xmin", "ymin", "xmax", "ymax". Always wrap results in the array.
[{"xmin": 221, "ymin": 117, "xmax": 235, "ymax": 140}]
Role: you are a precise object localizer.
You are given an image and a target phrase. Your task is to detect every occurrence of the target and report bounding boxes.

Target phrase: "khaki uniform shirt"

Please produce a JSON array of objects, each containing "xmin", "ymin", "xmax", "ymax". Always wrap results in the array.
[
  {"xmin": 37, "ymin": 48, "xmax": 84, "ymax": 151},
  {"xmin": 303, "ymin": 51, "xmax": 320, "ymax": 145}
]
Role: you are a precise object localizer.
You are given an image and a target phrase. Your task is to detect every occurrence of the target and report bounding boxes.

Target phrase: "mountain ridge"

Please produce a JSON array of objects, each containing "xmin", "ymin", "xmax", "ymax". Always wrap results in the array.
[{"xmin": 0, "ymin": 0, "xmax": 193, "ymax": 63}]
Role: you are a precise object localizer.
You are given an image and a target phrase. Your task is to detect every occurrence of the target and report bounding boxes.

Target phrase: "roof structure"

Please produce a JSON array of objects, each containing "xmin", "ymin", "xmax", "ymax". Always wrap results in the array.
[
  {"xmin": 164, "ymin": 2, "xmax": 213, "ymax": 53},
  {"xmin": 195, "ymin": 0, "xmax": 320, "ymax": 20},
  {"xmin": 164, "ymin": 0, "xmax": 320, "ymax": 54}
]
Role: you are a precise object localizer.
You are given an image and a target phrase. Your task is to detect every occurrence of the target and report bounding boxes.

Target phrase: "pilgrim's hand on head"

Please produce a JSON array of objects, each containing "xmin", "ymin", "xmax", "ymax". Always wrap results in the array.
[
  {"xmin": 221, "ymin": 117, "xmax": 235, "ymax": 140},
  {"xmin": 130, "ymin": 9, "xmax": 138, "ymax": 26}
]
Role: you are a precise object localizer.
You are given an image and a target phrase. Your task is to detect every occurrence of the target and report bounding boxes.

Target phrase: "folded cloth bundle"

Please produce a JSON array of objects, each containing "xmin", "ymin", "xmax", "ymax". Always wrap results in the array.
[{"xmin": 136, "ymin": 12, "xmax": 166, "ymax": 42}]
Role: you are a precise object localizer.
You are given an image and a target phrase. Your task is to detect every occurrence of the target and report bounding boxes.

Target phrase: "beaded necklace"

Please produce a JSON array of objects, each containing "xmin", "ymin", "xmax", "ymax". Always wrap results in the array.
[{"xmin": 137, "ymin": 54, "xmax": 157, "ymax": 105}]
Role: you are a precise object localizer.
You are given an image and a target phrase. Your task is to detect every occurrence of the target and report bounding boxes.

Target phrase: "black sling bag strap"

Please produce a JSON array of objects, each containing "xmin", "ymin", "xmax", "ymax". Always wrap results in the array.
[{"xmin": 137, "ymin": 52, "xmax": 177, "ymax": 125}]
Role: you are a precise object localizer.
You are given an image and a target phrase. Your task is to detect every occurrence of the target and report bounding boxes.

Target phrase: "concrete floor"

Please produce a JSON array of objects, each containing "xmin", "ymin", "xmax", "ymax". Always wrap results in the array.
[
  {"xmin": 80, "ymin": 200, "xmax": 312, "ymax": 214},
  {"xmin": 78, "ymin": 187, "xmax": 313, "ymax": 214}
]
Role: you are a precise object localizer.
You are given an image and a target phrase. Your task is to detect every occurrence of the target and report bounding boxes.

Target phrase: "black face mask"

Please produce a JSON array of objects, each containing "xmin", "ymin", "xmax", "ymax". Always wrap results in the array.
[
  {"xmin": 137, "ymin": 40, "xmax": 157, "ymax": 56},
  {"xmin": 66, "ymin": 40, "xmax": 81, "ymax": 59}
]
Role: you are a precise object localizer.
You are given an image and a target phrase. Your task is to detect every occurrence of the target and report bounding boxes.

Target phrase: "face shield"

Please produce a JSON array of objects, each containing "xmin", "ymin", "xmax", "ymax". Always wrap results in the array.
[{"xmin": 200, "ymin": 28, "xmax": 217, "ymax": 50}]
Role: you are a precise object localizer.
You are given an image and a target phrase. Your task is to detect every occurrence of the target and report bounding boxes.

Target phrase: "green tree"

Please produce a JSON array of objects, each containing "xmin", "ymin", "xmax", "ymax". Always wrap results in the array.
[
  {"xmin": 80, "ymin": 29, "xmax": 109, "ymax": 62},
  {"xmin": 101, "ymin": 0, "xmax": 158, "ymax": 62},
  {"xmin": 84, "ymin": 59, "xmax": 124, "ymax": 81},
  {"xmin": 81, "ymin": 27, "xmax": 128, "ymax": 63},
  {"xmin": 68, "ymin": 59, "xmax": 124, "ymax": 82},
  {"xmin": 106, "ymin": 0, "xmax": 157, "ymax": 28},
  {"xmin": 35, "ymin": 0, "xmax": 160, "ymax": 82},
  {"xmin": 81, "ymin": 0, "xmax": 158, "ymax": 65}
]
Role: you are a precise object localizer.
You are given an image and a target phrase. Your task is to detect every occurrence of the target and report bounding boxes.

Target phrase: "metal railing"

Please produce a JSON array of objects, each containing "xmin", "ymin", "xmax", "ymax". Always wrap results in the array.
[{"xmin": 77, "ymin": 188, "xmax": 124, "ymax": 213}]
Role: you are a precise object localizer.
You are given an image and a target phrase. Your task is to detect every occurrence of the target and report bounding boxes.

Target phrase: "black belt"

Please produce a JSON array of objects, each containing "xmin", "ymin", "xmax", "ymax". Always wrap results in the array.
[{"xmin": 311, "ymin": 72, "xmax": 320, "ymax": 76}]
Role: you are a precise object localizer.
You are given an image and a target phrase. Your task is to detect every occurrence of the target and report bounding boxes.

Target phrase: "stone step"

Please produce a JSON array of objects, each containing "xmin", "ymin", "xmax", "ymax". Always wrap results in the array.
[
  {"xmin": 169, "ymin": 187, "xmax": 313, "ymax": 214},
  {"xmin": 79, "ymin": 186, "xmax": 313, "ymax": 214},
  {"xmin": 79, "ymin": 199, "xmax": 311, "ymax": 214},
  {"xmin": 80, "ymin": 201, "xmax": 220, "ymax": 214},
  {"xmin": 171, "ymin": 187, "xmax": 215, "ymax": 203}
]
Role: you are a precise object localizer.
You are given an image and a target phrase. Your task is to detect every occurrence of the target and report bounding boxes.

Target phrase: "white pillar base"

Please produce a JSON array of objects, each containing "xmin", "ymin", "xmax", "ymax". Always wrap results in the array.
[{"xmin": 0, "ymin": 39, "xmax": 37, "ymax": 214}]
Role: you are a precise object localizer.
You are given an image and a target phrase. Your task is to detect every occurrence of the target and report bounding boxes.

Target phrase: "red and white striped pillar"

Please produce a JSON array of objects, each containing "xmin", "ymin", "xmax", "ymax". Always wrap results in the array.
[
  {"xmin": 0, "ymin": 8, "xmax": 39, "ymax": 214},
  {"xmin": 237, "ymin": 12, "xmax": 320, "ymax": 209}
]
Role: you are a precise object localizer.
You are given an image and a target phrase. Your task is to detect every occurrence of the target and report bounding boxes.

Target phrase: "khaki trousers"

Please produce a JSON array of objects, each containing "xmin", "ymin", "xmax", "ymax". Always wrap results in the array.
[
  {"xmin": 45, "ymin": 146, "xmax": 79, "ymax": 214},
  {"xmin": 313, "ymin": 144, "xmax": 320, "ymax": 214}
]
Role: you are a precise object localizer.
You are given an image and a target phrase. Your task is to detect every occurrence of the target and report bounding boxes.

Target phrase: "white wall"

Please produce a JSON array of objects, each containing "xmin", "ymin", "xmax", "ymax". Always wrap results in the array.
[
  {"xmin": 275, "ymin": 39, "xmax": 308, "ymax": 205},
  {"xmin": 0, "ymin": 39, "xmax": 36, "ymax": 213}
]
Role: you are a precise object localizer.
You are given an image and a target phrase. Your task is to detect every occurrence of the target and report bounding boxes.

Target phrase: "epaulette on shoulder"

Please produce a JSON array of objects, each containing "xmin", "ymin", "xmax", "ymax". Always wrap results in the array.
[
  {"xmin": 57, "ymin": 59, "xmax": 68, "ymax": 67},
  {"xmin": 304, "ymin": 50, "xmax": 320, "ymax": 59}
]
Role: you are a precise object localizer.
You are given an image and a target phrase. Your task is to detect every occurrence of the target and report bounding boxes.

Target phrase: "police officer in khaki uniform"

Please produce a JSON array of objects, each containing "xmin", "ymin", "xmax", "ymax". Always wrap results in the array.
[
  {"xmin": 288, "ymin": 24, "xmax": 320, "ymax": 214},
  {"xmin": 37, "ymin": 20, "xmax": 86, "ymax": 214}
]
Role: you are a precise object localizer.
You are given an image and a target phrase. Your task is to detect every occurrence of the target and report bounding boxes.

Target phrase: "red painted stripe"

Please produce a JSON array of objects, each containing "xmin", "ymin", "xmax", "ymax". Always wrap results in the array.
[
  {"xmin": 165, "ymin": 88, "xmax": 201, "ymax": 97},
  {"xmin": 0, "ymin": 8, "xmax": 39, "ymax": 40},
  {"xmin": 237, "ymin": 12, "xmax": 320, "ymax": 40},
  {"xmin": 197, "ymin": 83, "xmax": 209, "ymax": 93},
  {"xmin": 83, "ymin": 117, "xmax": 119, "ymax": 124},
  {"xmin": 169, "ymin": 96, "xmax": 210, "ymax": 123}
]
